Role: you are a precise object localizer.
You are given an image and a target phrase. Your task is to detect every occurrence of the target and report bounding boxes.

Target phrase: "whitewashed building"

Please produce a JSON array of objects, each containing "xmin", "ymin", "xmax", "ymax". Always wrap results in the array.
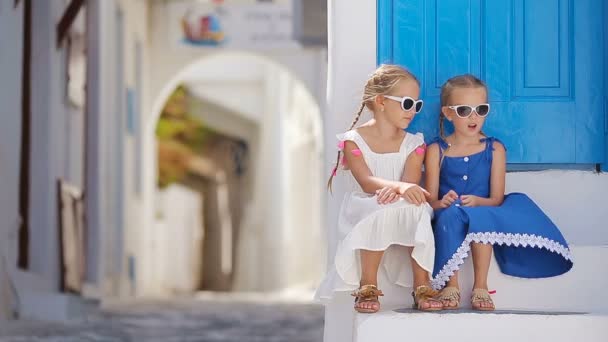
[{"xmin": 0, "ymin": 0, "xmax": 328, "ymax": 320}]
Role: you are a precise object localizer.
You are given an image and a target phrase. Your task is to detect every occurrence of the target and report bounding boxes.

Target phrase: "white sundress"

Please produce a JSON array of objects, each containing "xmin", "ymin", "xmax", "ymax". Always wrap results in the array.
[{"xmin": 315, "ymin": 129, "xmax": 435, "ymax": 302}]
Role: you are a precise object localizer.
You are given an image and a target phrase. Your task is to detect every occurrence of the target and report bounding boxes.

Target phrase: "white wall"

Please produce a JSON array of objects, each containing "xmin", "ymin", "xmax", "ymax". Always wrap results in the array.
[
  {"xmin": 86, "ymin": 0, "xmax": 110, "ymax": 290},
  {"xmin": 0, "ymin": 0, "xmax": 132, "ymax": 319},
  {"xmin": 148, "ymin": 55, "xmax": 324, "ymax": 294},
  {"xmin": 155, "ymin": 185, "xmax": 204, "ymax": 294},
  {"xmin": 324, "ymin": 0, "xmax": 377, "ymax": 268},
  {"xmin": 284, "ymin": 76, "xmax": 325, "ymax": 290},
  {"xmin": 138, "ymin": 0, "xmax": 327, "ymax": 296},
  {"xmin": 25, "ymin": 0, "xmax": 150, "ymax": 299},
  {"xmin": 147, "ymin": 1, "xmax": 327, "ymax": 128},
  {"xmin": 0, "ymin": 1, "xmax": 24, "ymax": 318},
  {"xmin": 28, "ymin": 0, "xmax": 73, "ymax": 290},
  {"xmin": 113, "ymin": 0, "xmax": 151, "ymax": 298},
  {"xmin": 323, "ymin": 1, "xmax": 377, "ymax": 340}
]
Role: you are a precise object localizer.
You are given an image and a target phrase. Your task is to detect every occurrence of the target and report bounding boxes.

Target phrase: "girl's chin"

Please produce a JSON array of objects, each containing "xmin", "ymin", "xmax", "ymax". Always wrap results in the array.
[
  {"xmin": 456, "ymin": 128, "xmax": 481, "ymax": 136},
  {"xmin": 400, "ymin": 119, "xmax": 412, "ymax": 129}
]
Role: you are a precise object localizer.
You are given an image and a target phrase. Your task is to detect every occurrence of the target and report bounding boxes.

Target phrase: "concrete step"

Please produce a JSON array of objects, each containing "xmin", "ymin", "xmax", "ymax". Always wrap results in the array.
[
  {"xmin": 378, "ymin": 245, "xmax": 608, "ymax": 312},
  {"xmin": 322, "ymin": 245, "xmax": 608, "ymax": 342},
  {"xmin": 354, "ymin": 309, "xmax": 608, "ymax": 342}
]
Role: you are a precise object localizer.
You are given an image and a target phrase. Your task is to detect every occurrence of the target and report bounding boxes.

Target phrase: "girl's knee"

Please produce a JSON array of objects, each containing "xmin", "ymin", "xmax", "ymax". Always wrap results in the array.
[{"xmin": 441, "ymin": 205, "xmax": 466, "ymax": 222}]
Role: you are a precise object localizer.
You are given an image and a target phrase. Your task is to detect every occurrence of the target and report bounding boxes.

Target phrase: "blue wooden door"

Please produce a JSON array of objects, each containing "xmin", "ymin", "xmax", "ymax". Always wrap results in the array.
[{"xmin": 378, "ymin": 0, "xmax": 606, "ymax": 165}]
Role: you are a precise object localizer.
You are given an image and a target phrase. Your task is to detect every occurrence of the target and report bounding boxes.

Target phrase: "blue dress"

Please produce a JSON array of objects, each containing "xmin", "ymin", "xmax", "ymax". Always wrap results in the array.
[{"xmin": 429, "ymin": 137, "xmax": 573, "ymax": 290}]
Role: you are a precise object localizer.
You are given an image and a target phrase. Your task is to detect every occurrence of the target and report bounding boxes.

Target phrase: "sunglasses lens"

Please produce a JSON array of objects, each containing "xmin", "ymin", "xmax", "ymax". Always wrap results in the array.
[
  {"xmin": 456, "ymin": 106, "xmax": 472, "ymax": 117},
  {"xmin": 477, "ymin": 104, "xmax": 489, "ymax": 117},
  {"xmin": 401, "ymin": 98, "xmax": 415, "ymax": 111},
  {"xmin": 415, "ymin": 101, "xmax": 423, "ymax": 113}
]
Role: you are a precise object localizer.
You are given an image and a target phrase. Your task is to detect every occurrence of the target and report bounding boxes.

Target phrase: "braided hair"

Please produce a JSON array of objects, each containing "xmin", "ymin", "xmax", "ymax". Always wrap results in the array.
[{"xmin": 327, "ymin": 65, "xmax": 420, "ymax": 192}]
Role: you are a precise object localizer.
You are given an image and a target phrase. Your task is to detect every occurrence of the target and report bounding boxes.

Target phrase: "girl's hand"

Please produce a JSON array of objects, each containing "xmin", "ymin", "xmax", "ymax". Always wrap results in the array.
[
  {"xmin": 461, "ymin": 195, "xmax": 481, "ymax": 207},
  {"xmin": 403, "ymin": 185, "xmax": 430, "ymax": 206},
  {"xmin": 376, "ymin": 187, "xmax": 400, "ymax": 205},
  {"xmin": 440, "ymin": 190, "xmax": 459, "ymax": 208}
]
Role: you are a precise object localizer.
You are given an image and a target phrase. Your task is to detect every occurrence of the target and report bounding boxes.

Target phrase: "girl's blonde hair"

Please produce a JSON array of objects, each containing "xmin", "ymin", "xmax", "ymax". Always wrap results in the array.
[
  {"xmin": 438, "ymin": 74, "xmax": 487, "ymax": 166},
  {"xmin": 327, "ymin": 64, "xmax": 420, "ymax": 191},
  {"xmin": 439, "ymin": 74, "xmax": 487, "ymax": 138}
]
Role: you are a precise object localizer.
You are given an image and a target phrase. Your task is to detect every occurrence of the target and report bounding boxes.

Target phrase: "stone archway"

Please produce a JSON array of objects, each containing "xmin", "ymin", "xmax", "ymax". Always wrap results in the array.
[{"xmin": 139, "ymin": 52, "xmax": 326, "ymax": 296}]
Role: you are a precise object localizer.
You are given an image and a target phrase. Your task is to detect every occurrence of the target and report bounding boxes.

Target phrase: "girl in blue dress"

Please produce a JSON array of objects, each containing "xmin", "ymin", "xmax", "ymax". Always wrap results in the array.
[{"xmin": 424, "ymin": 74, "xmax": 573, "ymax": 311}]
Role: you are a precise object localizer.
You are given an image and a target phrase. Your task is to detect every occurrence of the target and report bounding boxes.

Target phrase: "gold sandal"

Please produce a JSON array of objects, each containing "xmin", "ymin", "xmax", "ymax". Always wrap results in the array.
[
  {"xmin": 471, "ymin": 288, "xmax": 495, "ymax": 311},
  {"xmin": 437, "ymin": 286, "xmax": 460, "ymax": 310},
  {"xmin": 412, "ymin": 285, "xmax": 443, "ymax": 311},
  {"xmin": 352, "ymin": 285, "xmax": 384, "ymax": 313}
]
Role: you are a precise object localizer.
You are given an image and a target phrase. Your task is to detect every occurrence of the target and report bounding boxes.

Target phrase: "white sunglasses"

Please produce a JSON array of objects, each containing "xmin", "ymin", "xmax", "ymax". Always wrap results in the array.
[
  {"xmin": 383, "ymin": 95, "xmax": 424, "ymax": 113},
  {"xmin": 448, "ymin": 104, "xmax": 491, "ymax": 118}
]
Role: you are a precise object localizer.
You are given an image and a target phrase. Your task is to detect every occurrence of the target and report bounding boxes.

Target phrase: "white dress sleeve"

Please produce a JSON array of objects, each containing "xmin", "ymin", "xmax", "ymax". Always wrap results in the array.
[
  {"xmin": 403, "ymin": 132, "xmax": 425, "ymax": 156},
  {"xmin": 336, "ymin": 130, "xmax": 358, "ymax": 144}
]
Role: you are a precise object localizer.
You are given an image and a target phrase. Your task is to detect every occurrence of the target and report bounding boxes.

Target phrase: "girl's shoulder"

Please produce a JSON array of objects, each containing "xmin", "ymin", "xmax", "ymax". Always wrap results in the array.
[
  {"xmin": 427, "ymin": 136, "xmax": 449, "ymax": 149},
  {"xmin": 336, "ymin": 129, "xmax": 358, "ymax": 142},
  {"xmin": 336, "ymin": 123, "xmax": 374, "ymax": 141},
  {"xmin": 480, "ymin": 136, "xmax": 506, "ymax": 152}
]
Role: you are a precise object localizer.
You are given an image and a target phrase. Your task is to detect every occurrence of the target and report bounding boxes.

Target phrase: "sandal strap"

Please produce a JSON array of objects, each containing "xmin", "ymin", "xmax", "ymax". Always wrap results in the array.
[
  {"xmin": 412, "ymin": 285, "xmax": 439, "ymax": 304},
  {"xmin": 437, "ymin": 286, "xmax": 461, "ymax": 302},
  {"xmin": 471, "ymin": 288, "xmax": 494, "ymax": 304},
  {"xmin": 352, "ymin": 285, "xmax": 384, "ymax": 302}
]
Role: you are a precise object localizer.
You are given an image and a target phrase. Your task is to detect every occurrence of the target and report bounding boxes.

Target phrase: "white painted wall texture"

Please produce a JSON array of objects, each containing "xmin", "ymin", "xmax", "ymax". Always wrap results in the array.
[
  {"xmin": 138, "ymin": 0, "xmax": 328, "ymax": 296},
  {"xmin": 0, "ymin": 1, "xmax": 25, "ymax": 318},
  {"xmin": 0, "ymin": 0, "xmax": 151, "ymax": 319}
]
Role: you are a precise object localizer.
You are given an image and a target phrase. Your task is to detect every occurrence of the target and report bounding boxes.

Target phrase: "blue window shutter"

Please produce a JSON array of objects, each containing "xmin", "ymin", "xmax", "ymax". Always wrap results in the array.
[{"xmin": 378, "ymin": 0, "xmax": 606, "ymax": 166}]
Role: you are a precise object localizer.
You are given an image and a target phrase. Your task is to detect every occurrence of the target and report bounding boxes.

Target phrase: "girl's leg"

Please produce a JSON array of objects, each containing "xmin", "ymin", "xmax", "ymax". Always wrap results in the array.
[
  {"xmin": 360, "ymin": 250, "xmax": 383, "ymax": 286},
  {"xmin": 411, "ymin": 257, "xmax": 430, "ymax": 289},
  {"xmin": 438, "ymin": 271, "xmax": 460, "ymax": 309},
  {"xmin": 446, "ymin": 271, "xmax": 459, "ymax": 289},
  {"xmin": 358, "ymin": 250, "xmax": 384, "ymax": 311},
  {"xmin": 471, "ymin": 242, "xmax": 494, "ymax": 309},
  {"xmin": 410, "ymin": 251, "xmax": 443, "ymax": 310}
]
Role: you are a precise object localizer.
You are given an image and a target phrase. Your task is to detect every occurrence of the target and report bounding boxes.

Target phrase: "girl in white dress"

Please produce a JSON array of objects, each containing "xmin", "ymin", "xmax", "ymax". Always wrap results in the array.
[{"xmin": 316, "ymin": 65, "xmax": 442, "ymax": 313}]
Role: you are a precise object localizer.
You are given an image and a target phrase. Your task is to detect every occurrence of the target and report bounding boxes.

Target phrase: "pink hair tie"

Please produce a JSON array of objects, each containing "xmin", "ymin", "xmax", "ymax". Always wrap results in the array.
[
  {"xmin": 337, "ymin": 140, "xmax": 345, "ymax": 150},
  {"xmin": 488, "ymin": 290, "xmax": 496, "ymax": 295},
  {"xmin": 351, "ymin": 149, "xmax": 362, "ymax": 157}
]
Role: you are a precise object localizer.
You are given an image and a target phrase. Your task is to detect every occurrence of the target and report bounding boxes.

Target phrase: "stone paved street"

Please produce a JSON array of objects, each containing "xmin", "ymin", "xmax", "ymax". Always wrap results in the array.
[{"xmin": 0, "ymin": 294, "xmax": 324, "ymax": 342}]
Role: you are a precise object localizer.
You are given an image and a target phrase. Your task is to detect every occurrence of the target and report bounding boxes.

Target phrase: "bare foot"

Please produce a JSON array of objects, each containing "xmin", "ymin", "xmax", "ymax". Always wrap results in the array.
[
  {"xmin": 437, "ymin": 286, "xmax": 460, "ymax": 309},
  {"xmin": 352, "ymin": 285, "xmax": 383, "ymax": 313},
  {"xmin": 412, "ymin": 285, "xmax": 443, "ymax": 311}
]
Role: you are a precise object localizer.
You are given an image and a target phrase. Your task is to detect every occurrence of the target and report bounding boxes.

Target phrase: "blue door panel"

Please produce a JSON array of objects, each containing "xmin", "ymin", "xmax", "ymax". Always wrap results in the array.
[
  {"xmin": 378, "ymin": 0, "xmax": 606, "ymax": 165},
  {"xmin": 572, "ymin": 0, "xmax": 605, "ymax": 163}
]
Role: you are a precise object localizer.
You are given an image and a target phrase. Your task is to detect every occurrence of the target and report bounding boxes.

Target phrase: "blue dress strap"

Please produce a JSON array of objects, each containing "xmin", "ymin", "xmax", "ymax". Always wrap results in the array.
[
  {"xmin": 428, "ymin": 137, "xmax": 449, "ymax": 161},
  {"xmin": 480, "ymin": 137, "xmax": 506, "ymax": 160}
]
